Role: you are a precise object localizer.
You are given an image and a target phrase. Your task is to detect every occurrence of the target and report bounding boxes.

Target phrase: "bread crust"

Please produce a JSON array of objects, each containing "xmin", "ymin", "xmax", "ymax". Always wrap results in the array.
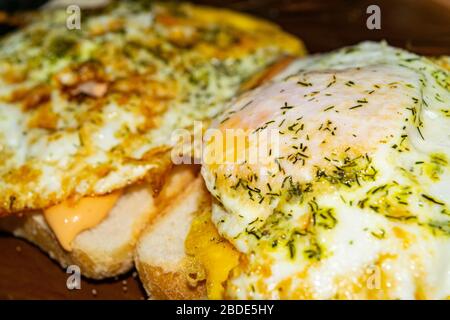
[{"xmin": 136, "ymin": 263, "xmax": 207, "ymax": 300}]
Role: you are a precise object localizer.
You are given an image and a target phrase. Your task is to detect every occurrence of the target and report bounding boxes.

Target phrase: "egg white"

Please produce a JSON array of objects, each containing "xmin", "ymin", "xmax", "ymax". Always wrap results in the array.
[
  {"xmin": 0, "ymin": 2, "xmax": 299, "ymax": 213},
  {"xmin": 202, "ymin": 42, "xmax": 450, "ymax": 299}
]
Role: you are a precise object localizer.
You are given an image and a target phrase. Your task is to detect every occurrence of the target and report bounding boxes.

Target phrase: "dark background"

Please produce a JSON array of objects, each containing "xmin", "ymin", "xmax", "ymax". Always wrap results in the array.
[
  {"xmin": 0, "ymin": 0, "xmax": 449, "ymax": 299},
  {"xmin": 192, "ymin": 0, "xmax": 450, "ymax": 55}
]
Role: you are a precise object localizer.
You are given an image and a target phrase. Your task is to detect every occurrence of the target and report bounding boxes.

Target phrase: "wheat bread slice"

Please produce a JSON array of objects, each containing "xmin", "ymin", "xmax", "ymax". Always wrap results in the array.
[{"xmin": 0, "ymin": 165, "xmax": 197, "ymax": 279}]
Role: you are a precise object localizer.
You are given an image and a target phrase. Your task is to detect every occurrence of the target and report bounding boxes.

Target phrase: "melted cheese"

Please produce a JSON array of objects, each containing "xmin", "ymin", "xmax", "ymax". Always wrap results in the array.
[
  {"xmin": 44, "ymin": 191, "xmax": 121, "ymax": 251},
  {"xmin": 185, "ymin": 207, "xmax": 240, "ymax": 299}
]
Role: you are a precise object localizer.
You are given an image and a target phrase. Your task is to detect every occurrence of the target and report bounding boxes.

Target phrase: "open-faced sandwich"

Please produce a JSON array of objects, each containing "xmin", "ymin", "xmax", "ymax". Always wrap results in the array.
[
  {"xmin": 0, "ymin": 0, "xmax": 304, "ymax": 279},
  {"xmin": 135, "ymin": 42, "xmax": 450, "ymax": 299}
]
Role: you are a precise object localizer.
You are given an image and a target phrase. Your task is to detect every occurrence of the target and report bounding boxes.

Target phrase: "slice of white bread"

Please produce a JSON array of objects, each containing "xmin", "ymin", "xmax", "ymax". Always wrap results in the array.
[
  {"xmin": 135, "ymin": 176, "xmax": 209, "ymax": 299},
  {"xmin": 0, "ymin": 165, "xmax": 198, "ymax": 279}
]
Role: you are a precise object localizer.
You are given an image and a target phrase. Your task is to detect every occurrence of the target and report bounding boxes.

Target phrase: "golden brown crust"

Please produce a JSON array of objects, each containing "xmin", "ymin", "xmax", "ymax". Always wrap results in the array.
[{"xmin": 136, "ymin": 260, "xmax": 207, "ymax": 300}]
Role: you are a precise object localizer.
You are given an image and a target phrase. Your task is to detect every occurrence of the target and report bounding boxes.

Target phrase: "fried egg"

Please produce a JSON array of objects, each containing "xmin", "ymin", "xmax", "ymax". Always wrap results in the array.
[
  {"xmin": 0, "ymin": 1, "xmax": 302, "ymax": 213},
  {"xmin": 201, "ymin": 42, "xmax": 450, "ymax": 299}
]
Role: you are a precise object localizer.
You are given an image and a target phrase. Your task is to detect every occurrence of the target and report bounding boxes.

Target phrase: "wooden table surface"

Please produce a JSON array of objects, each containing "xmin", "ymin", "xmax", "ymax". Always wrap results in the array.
[{"xmin": 0, "ymin": 0, "xmax": 449, "ymax": 300}]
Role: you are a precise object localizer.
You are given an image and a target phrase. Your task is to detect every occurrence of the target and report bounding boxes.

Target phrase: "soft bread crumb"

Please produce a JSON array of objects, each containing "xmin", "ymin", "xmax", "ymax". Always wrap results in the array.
[{"xmin": 135, "ymin": 177, "xmax": 209, "ymax": 299}]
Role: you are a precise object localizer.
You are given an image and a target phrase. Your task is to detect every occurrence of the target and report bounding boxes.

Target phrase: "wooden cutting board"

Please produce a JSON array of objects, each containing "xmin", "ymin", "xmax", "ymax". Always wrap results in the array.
[{"xmin": 0, "ymin": 0, "xmax": 449, "ymax": 300}]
